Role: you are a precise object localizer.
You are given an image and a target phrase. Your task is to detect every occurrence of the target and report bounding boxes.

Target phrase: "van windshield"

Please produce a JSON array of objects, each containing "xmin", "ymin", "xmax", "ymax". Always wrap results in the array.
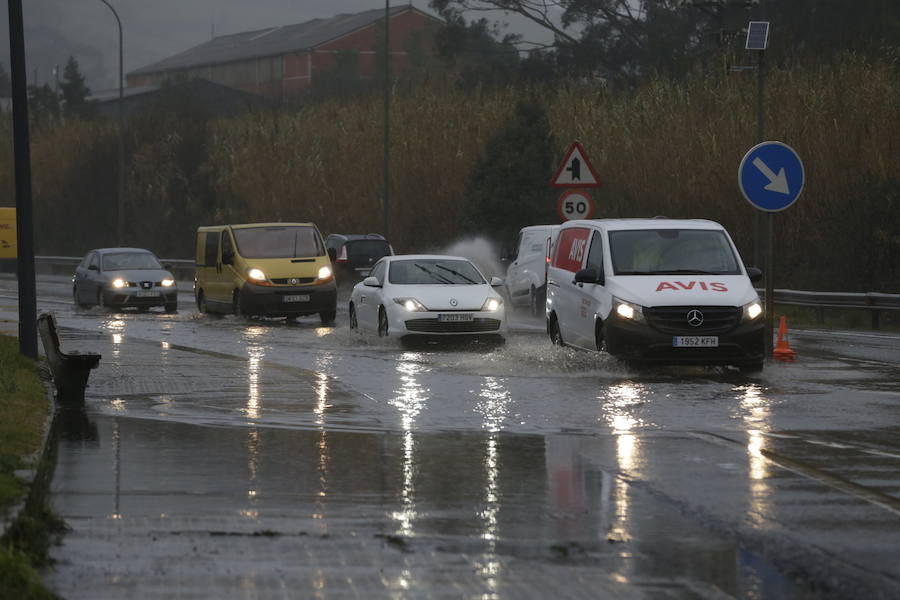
[
  {"xmin": 609, "ymin": 229, "xmax": 741, "ymax": 276},
  {"xmin": 233, "ymin": 226, "xmax": 324, "ymax": 259}
]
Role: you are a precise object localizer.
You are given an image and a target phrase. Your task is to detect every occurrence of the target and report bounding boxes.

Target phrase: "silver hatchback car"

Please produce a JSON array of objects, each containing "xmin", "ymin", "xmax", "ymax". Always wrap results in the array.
[{"xmin": 72, "ymin": 248, "xmax": 178, "ymax": 312}]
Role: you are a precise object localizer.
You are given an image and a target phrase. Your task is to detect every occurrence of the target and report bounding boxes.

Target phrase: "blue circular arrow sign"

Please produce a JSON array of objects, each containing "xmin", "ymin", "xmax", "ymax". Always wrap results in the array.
[{"xmin": 738, "ymin": 141, "xmax": 804, "ymax": 212}]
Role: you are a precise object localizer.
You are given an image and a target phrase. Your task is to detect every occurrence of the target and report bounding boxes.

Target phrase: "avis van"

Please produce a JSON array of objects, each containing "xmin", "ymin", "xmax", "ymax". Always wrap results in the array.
[{"xmin": 545, "ymin": 219, "xmax": 765, "ymax": 371}]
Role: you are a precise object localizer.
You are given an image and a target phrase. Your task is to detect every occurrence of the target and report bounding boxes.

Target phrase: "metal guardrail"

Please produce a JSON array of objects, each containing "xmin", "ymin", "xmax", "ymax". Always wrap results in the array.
[{"xmin": 13, "ymin": 257, "xmax": 900, "ymax": 330}]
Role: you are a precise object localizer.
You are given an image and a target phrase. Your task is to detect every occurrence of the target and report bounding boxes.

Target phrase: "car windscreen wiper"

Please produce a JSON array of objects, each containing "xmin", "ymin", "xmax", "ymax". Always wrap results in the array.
[
  {"xmin": 413, "ymin": 263, "xmax": 454, "ymax": 284},
  {"xmin": 435, "ymin": 264, "xmax": 479, "ymax": 284},
  {"xmin": 650, "ymin": 269, "xmax": 724, "ymax": 275}
]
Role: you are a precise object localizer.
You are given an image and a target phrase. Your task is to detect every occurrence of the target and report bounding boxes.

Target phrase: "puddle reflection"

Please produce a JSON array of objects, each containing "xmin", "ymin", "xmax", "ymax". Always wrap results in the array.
[
  {"xmin": 389, "ymin": 354, "xmax": 428, "ymax": 538},
  {"xmin": 738, "ymin": 384, "xmax": 772, "ymax": 527}
]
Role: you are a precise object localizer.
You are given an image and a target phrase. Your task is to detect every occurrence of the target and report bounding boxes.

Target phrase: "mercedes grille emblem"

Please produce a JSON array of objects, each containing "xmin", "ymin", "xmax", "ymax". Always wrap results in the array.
[
  {"xmin": 687, "ymin": 309, "xmax": 704, "ymax": 327},
  {"xmin": 449, "ymin": 298, "xmax": 458, "ymax": 307}
]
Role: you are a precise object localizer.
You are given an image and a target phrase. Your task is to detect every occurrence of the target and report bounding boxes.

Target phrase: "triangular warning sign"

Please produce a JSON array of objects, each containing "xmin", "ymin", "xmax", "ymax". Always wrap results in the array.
[{"xmin": 551, "ymin": 141, "xmax": 601, "ymax": 188}]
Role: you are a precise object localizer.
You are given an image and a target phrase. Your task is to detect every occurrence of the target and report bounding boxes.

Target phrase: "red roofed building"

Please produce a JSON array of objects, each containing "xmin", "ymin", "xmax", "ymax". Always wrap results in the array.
[{"xmin": 127, "ymin": 6, "xmax": 441, "ymax": 101}]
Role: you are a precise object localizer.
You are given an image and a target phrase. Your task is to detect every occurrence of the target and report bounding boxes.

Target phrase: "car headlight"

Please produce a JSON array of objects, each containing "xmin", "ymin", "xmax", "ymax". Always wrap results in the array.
[
  {"xmin": 111, "ymin": 278, "xmax": 127, "ymax": 289},
  {"xmin": 481, "ymin": 297, "xmax": 503, "ymax": 312},
  {"xmin": 613, "ymin": 297, "xmax": 645, "ymax": 323},
  {"xmin": 161, "ymin": 278, "xmax": 175, "ymax": 287},
  {"xmin": 317, "ymin": 265, "xmax": 333, "ymax": 281},
  {"xmin": 393, "ymin": 297, "xmax": 427, "ymax": 312},
  {"xmin": 743, "ymin": 300, "xmax": 763, "ymax": 321},
  {"xmin": 247, "ymin": 268, "xmax": 266, "ymax": 282}
]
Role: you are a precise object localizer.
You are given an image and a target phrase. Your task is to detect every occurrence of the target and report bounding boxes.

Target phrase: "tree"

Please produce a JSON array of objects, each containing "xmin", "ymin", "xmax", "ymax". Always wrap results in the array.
[
  {"xmin": 27, "ymin": 84, "xmax": 61, "ymax": 125},
  {"xmin": 460, "ymin": 99, "xmax": 557, "ymax": 245},
  {"xmin": 59, "ymin": 56, "xmax": 95, "ymax": 119}
]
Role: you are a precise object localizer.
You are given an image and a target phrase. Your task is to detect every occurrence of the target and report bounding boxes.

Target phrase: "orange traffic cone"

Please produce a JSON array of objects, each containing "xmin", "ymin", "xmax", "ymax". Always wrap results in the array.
[{"xmin": 773, "ymin": 315, "xmax": 796, "ymax": 362}]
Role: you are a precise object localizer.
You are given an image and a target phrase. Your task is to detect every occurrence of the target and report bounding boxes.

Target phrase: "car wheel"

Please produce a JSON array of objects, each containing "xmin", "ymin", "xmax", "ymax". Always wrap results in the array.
[
  {"xmin": 529, "ymin": 286, "xmax": 543, "ymax": 318},
  {"xmin": 73, "ymin": 286, "xmax": 90, "ymax": 308},
  {"xmin": 349, "ymin": 303, "xmax": 358, "ymax": 330},
  {"xmin": 232, "ymin": 291, "xmax": 244, "ymax": 318},
  {"xmin": 196, "ymin": 290, "xmax": 207, "ymax": 313},
  {"xmin": 549, "ymin": 315, "xmax": 564, "ymax": 347},
  {"xmin": 377, "ymin": 307, "xmax": 389, "ymax": 338},
  {"xmin": 739, "ymin": 361, "xmax": 764, "ymax": 374},
  {"xmin": 164, "ymin": 302, "xmax": 178, "ymax": 314},
  {"xmin": 595, "ymin": 320, "xmax": 606, "ymax": 352},
  {"xmin": 320, "ymin": 308, "xmax": 336, "ymax": 325}
]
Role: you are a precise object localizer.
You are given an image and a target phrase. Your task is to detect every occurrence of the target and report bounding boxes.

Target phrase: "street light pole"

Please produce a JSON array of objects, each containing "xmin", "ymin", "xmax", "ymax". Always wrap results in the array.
[
  {"xmin": 98, "ymin": 0, "xmax": 125, "ymax": 246},
  {"xmin": 383, "ymin": 0, "xmax": 391, "ymax": 242},
  {"xmin": 8, "ymin": 0, "xmax": 38, "ymax": 358}
]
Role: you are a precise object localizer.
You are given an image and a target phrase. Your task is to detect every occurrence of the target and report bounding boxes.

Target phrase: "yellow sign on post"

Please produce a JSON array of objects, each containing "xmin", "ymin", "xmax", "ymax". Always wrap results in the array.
[{"xmin": 0, "ymin": 207, "xmax": 17, "ymax": 259}]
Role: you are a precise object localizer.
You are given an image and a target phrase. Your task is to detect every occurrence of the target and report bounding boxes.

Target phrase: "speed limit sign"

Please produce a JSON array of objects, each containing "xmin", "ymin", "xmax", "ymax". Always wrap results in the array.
[{"xmin": 557, "ymin": 189, "xmax": 595, "ymax": 221}]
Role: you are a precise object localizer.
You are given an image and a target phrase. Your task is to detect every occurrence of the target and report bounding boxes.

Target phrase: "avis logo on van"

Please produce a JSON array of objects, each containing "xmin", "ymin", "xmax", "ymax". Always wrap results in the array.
[{"xmin": 656, "ymin": 281, "xmax": 728, "ymax": 292}]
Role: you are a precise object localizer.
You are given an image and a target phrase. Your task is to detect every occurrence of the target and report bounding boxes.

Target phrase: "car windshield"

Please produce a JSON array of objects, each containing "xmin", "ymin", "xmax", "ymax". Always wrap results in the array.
[
  {"xmin": 233, "ymin": 226, "xmax": 324, "ymax": 259},
  {"xmin": 101, "ymin": 252, "xmax": 162, "ymax": 270},
  {"xmin": 346, "ymin": 240, "xmax": 391, "ymax": 259},
  {"xmin": 609, "ymin": 229, "xmax": 741, "ymax": 276},
  {"xmin": 389, "ymin": 259, "xmax": 485, "ymax": 285}
]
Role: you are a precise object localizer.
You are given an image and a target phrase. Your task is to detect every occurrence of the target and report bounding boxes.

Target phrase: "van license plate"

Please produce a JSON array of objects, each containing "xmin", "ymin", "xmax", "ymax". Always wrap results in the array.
[
  {"xmin": 283, "ymin": 295, "xmax": 310, "ymax": 303},
  {"xmin": 673, "ymin": 336, "xmax": 718, "ymax": 347},
  {"xmin": 136, "ymin": 291, "xmax": 159, "ymax": 297},
  {"xmin": 438, "ymin": 313, "xmax": 473, "ymax": 322}
]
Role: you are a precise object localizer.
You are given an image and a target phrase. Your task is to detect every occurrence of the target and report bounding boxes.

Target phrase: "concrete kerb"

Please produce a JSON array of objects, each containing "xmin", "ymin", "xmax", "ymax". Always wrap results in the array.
[{"xmin": 1, "ymin": 373, "xmax": 59, "ymax": 541}]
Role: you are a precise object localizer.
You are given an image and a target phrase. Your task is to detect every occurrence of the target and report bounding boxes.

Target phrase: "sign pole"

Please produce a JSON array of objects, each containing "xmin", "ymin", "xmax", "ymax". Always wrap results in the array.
[
  {"xmin": 8, "ymin": 0, "xmax": 38, "ymax": 359},
  {"xmin": 764, "ymin": 212, "xmax": 775, "ymax": 357}
]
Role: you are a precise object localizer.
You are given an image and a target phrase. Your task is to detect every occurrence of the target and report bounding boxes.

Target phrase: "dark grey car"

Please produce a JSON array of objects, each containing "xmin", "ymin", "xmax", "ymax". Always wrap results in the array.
[{"xmin": 72, "ymin": 248, "xmax": 178, "ymax": 312}]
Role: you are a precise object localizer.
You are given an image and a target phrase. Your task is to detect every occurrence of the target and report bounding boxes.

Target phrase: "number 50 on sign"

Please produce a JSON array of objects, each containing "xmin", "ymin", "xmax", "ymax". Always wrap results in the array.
[{"xmin": 557, "ymin": 189, "xmax": 595, "ymax": 222}]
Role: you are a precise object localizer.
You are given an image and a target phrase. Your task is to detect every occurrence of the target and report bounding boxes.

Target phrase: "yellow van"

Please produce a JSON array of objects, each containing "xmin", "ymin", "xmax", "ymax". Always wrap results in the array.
[{"xmin": 194, "ymin": 223, "xmax": 337, "ymax": 322}]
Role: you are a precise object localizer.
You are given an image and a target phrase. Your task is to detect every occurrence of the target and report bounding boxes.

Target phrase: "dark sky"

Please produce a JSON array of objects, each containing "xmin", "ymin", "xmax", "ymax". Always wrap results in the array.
[{"xmin": 1, "ymin": 0, "xmax": 549, "ymax": 93}]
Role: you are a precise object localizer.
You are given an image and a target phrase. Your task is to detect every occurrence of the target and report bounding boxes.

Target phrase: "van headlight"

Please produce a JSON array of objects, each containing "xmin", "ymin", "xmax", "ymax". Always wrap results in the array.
[
  {"xmin": 317, "ymin": 265, "xmax": 333, "ymax": 281},
  {"xmin": 613, "ymin": 297, "xmax": 645, "ymax": 323},
  {"xmin": 393, "ymin": 297, "xmax": 426, "ymax": 312},
  {"xmin": 743, "ymin": 300, "xmax": 763, "ymax": 321},
  {"xmin": 481, "ymin": 297, "xmax": 502, "ymax": 312},
  {"xmin": 247, "ymin": 268, "xmax": 267, "ymax": 282}
]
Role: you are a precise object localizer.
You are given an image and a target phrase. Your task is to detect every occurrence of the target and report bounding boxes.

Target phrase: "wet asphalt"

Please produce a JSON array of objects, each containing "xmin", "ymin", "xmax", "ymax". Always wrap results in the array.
[{"xmin": 1, "ymin": 275, "xmax": 899, "ymax": 599}]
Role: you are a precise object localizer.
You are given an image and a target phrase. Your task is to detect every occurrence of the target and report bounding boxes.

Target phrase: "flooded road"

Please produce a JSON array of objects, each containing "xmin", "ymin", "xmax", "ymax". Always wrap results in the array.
[{"xmin": 2, "ymin": 275, "xmax": 899, "ymax": 598}]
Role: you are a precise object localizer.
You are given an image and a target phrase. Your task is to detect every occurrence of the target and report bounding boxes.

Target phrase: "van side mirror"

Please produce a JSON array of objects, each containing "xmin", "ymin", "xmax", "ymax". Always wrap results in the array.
[
  {"xmin": 327, "ymin": 247, "xmax": 337, "ymax": 262},
  {"xmin": 363, "ymin": 276, "xmax": 381, "ymax": 288},
  {"xmin": 746, "ymin": 267, "xmax": 763, "ymax": 283},
  {"xmin": 574, "ymin": 268, "xmax": 604, "ymax": 286},
  {"xmin": 88, "ymin": 264, "xmax": 99, "ymax": 271}
]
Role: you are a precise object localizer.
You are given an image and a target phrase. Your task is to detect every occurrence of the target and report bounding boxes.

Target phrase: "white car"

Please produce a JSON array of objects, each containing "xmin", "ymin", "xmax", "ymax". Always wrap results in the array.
[{"xmin": 348, "ymin": 254, "xmax": 507, "ymax": 341}]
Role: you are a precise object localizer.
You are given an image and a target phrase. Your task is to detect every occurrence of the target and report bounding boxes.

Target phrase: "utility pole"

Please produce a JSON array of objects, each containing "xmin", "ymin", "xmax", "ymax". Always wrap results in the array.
[
  {"xmin": 98, "ymin": 0, "xmax": 125, "ymax": 246},
  {"xmin": 382, "ymin": 0, "xmax": 391, "ymax": 241},
  {"xmin": 8, "ymin": 0, "xmax": 38, "ymax": 358}
]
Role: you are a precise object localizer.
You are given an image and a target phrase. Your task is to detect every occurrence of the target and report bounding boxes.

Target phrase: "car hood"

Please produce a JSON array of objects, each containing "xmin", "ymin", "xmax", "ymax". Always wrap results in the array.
[
  {"xmin": 391, "ymin": 284, "xmax": 500, "ymax": 311},
  {"xmin": 102, "ymin": 268, "xmax": 173, "ymax": 282},
  {"xmin": 607, "ymin": 275, "xmax": 758, "ymax": 308}
]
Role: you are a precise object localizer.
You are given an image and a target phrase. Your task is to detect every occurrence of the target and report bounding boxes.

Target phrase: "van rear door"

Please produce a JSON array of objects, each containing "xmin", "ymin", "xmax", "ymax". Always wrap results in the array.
[{"xmin": 548, "ymin": 226, "xmax": 591, "ymax": 341}]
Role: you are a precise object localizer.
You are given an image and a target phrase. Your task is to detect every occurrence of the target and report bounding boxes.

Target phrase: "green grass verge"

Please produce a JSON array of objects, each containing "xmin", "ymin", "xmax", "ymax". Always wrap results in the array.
[{"xmin": 0, "ymin": 334, "xmax": 63, "ymax": 600}]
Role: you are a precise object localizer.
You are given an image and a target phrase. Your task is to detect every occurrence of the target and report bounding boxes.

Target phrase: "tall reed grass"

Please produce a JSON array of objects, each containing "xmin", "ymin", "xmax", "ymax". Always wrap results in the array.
[{"xmin": 1, "ymin": 52, "xmax": 897, "ymax": 290}]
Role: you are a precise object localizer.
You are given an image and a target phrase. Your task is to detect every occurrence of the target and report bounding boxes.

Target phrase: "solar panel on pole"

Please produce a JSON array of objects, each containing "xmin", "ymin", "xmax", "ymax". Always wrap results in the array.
[{"xmin": 745, "ymin": 21, "xmax": 770, "ymax": 51}]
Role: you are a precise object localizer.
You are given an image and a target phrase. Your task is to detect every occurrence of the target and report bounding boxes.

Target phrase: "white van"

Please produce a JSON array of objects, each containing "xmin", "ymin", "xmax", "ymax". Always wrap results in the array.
[
  {"xmin": 545, "ymin": 219, "xmax": 765, "ymax": 371},
  {"xmin": 505, "ymin": 225, "xmax": 560, "ymax": 316}
]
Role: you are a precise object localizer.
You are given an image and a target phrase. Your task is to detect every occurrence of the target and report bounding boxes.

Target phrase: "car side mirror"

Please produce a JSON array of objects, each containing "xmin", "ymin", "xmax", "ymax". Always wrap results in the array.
[
  {"xmin": 327, "ymin": 248, "xmax": 337, "ymax": 261},
  {"xmin": 363, "ymin": 276, "xmax": 381, "ymax": 288},
  {"xmin": 746, "ymin": 267, "xmax": 763, "ymax": 283},
  {"xmin": 574, "ymin": 268, "xmax": 603, "ymax": 286},
  {"xmin": 88, "ymin": 264, "xmax": 99, "ymax": 271},
  {"xmin": 490, "ymin": 276, "xmax": 504, "ymax": 287}
]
